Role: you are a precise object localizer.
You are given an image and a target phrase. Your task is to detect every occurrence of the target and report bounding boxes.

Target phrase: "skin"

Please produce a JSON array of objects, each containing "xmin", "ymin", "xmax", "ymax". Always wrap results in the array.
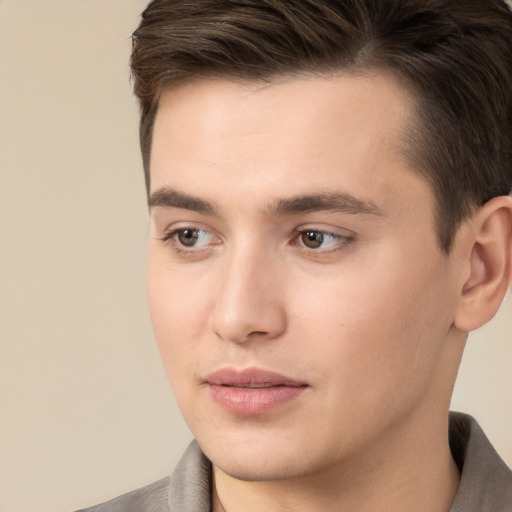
[{"xmin": 146, "ymin": 73, "xmax": 496, "ymax": 512}]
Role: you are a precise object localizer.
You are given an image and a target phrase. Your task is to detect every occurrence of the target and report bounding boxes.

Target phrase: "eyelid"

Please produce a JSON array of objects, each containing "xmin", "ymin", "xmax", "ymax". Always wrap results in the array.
[
  {"xmin": 160, "ymin": 222, "xmax": 222, "ymax": 254},
  {"xmin": 160, "ymin": 220, "xmax": 217, "ymax": 238},
  {"xmin": 293, "ymin": 225, "xmax": 356, "ymax": 253},
  {"xmin": 295, "ymin": 223, "xmax": 357, "ymax": 239},
  {"xmin": 164, "ymin": 228, "xmax": 211, "ymax": 243}
]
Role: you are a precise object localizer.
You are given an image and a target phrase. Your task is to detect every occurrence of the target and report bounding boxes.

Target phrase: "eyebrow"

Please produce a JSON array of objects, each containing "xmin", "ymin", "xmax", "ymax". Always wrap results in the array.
[
  {"xmin": 266, "ymin": 192, "xmax": 384, "ymax": 217},
  {"xmin": 149, "ymin": 187, "xmax": 217, "ymax": 215},
  {"xmin": 149, "ymin": 187, "xmax": 383, "ymax": 218}
]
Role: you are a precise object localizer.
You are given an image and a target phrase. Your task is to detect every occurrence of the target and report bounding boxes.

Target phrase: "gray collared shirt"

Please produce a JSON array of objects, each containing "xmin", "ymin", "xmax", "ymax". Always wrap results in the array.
[{"xmin": 76, "ymin": 413, "xmax": 512, "ymax": 511}]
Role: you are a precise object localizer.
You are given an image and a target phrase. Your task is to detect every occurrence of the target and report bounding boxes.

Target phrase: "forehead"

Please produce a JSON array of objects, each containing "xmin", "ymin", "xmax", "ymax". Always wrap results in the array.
[
  {"xmin": 152, "ymin": 72, "xmax": 413, "ymax": 154},
  {"xmin": 149, "ymin": 72, "xmax": 429, "ymax": 220}
]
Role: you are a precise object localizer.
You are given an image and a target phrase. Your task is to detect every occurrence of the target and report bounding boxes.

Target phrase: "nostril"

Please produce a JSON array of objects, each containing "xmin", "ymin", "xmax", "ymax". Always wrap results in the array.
[{"xmin": 214, "ymin": 329, "xmax": 269, "ymax": 344}]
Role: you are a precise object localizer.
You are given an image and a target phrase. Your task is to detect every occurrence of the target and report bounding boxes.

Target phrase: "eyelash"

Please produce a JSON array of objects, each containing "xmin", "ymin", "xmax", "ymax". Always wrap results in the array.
[
  {"xmin": 160, "ymin": 227, "xmax": 355, "ymax": 256},
  {"xmin": 160, "ymin": 228, "xmax": 216, "ymax": 255},
  {"xmin": 292, "ymin": 229, "xmax": 354, "ymax": 253}
]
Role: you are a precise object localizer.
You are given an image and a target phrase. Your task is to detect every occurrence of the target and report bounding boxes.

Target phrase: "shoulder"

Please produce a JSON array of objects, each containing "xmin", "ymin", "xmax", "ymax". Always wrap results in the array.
[
  {"xmin": 450, "ymin": 412, "xmax": 512, "ymax": 511},
  {"xmin": 73, "ymin": 440, "xmax": 211, "ymax": 512},
  {"xmin": 74, "ymin": 476, "xmax": 171, "ymax": 512}
]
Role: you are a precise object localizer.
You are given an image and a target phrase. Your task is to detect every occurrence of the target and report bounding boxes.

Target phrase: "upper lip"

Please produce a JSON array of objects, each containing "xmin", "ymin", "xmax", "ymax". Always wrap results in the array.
[{"xmin": 206, "ymin": 367, "xmax": 307, "ymax": 388}]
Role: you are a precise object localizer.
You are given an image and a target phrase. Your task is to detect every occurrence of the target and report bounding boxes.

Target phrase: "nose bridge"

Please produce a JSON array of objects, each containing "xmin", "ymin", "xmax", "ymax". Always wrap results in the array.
[{"xmin": 212, "ymin": 238, "xmax": 286, "ymax": 343}]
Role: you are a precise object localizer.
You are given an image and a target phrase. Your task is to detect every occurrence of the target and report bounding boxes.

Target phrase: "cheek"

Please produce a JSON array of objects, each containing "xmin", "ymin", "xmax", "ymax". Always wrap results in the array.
[
  {"xmin": 147, "ymin": 268, "xmax": 208, "ymax": 422},
  {"xmin": 146, "ymin": 253, "xmax": 213, "ymax": 378},
  {"xmin": 292, "ymin": 256, "xmax": 453, "ymax": 399}
]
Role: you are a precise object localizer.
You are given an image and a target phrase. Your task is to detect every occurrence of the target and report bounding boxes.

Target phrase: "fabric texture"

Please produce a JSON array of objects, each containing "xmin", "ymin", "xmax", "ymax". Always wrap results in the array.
[{"xmin": 75, "ymin": 412, "xmax": 512, "ymax": 512}]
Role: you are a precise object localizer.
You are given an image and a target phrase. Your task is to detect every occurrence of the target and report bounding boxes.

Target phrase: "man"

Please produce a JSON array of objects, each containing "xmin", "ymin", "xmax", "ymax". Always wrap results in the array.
[{"xmin": 78, "ymin": 0, "xmax": 512, "ymax": 510}]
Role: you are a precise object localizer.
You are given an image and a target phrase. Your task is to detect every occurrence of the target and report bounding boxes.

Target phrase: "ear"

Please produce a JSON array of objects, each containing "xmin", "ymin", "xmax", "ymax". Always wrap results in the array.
[{"xmin": 454, "ymin": 195, "xmax": 512, "ymax": 332}]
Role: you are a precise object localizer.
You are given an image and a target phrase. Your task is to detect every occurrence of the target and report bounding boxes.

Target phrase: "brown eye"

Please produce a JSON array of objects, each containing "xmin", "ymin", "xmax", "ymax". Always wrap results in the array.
[
  {"xmin": 177, "ymin": 229, "xmax": 200, "ymax": 247},
  {"xmin": 301, "ymin": 231, "xmax": 325, "ymax": 249}
]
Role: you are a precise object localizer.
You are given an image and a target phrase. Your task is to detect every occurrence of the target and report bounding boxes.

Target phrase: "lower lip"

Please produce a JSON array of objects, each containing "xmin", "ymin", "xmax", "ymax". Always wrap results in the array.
[{"xmin": 208, "ymin": 384, "xmax": 306, "ymax": 415}]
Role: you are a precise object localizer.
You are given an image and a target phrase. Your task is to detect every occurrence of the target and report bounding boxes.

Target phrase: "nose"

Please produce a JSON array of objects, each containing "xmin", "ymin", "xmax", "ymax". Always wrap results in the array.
[{"xmin": 211, "ymin": 246, "xmax": 287, "ymax": 344}]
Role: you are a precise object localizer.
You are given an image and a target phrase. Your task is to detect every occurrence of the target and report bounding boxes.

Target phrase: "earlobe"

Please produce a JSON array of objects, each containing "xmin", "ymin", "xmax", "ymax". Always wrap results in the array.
[{"xmin": 454, "ymin": 196, "xmax": 512, "ymax": 332}]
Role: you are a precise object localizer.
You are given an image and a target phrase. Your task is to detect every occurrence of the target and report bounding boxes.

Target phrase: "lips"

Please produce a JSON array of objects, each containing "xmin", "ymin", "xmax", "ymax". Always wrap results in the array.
[{"xmin": 206, "ymin": 367, "xmax": 308, "ymax": 415}]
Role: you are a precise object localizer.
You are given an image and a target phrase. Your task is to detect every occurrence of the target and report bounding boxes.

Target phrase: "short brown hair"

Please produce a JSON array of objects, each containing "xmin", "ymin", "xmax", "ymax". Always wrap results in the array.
[{"xmin": 131, "ymin": 0, "xmax": 512, "ymax": 251}]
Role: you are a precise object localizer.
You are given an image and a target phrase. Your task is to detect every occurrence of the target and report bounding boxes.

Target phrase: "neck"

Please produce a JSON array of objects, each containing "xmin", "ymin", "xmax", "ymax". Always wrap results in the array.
[{"xmin": 212, "ymin": 412, "xmax": 460, "ymax": 512}]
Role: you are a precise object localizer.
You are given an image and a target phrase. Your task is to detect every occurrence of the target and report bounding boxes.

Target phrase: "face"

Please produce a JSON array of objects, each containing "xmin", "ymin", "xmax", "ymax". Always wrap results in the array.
[{"xmin": 147, "ymin": 73, "xmax": 464, "ymax": 482}]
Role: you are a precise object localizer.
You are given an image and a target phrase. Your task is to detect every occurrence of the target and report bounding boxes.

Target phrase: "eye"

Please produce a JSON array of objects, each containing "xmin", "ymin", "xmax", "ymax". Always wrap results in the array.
[
  {"xmin": 176, "ymin": 228, "xmax": 209, "ymax": 247},
  {"xmin": 297, "ymin": 230, "xmax": 348, "ymax": 250},
  {"xmin": 162, "ymin": 227, "xmax": 217, "ymax": 249}
]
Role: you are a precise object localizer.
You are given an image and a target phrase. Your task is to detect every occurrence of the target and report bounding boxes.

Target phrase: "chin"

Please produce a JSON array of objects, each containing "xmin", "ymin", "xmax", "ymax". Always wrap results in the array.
[
  {"xmin": 210, "ymin": 450, "xmax": 309, "ymax": 482},
  {"xmin": 197, "ymin": 427, "xmax": 328, "ymax": 482}
]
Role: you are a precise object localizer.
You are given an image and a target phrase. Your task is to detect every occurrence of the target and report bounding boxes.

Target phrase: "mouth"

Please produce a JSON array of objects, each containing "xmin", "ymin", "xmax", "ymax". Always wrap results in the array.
[
  {"xmin": 206, "ymin": 367, "xmax": 308, "ymax": 415},
  {"xmin": 227, "ymin": 383, "xmax": 278, "ymax": 388}
]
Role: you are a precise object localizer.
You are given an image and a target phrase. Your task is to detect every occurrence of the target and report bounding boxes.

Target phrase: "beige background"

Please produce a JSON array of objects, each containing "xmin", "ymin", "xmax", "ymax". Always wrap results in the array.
[{"xmin": 0, "ymin": 1, "xmax": 511, "ymax": 512}]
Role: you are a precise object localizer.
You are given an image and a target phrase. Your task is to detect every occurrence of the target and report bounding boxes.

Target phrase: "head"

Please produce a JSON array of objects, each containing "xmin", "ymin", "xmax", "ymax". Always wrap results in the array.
[
  {"xmin": 130, "ymin": 0, "xmax": 512, "ymax": 487},
  {"xmin": 132, "ymin": 0, "xmax": 512, "ymax": 252}
]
